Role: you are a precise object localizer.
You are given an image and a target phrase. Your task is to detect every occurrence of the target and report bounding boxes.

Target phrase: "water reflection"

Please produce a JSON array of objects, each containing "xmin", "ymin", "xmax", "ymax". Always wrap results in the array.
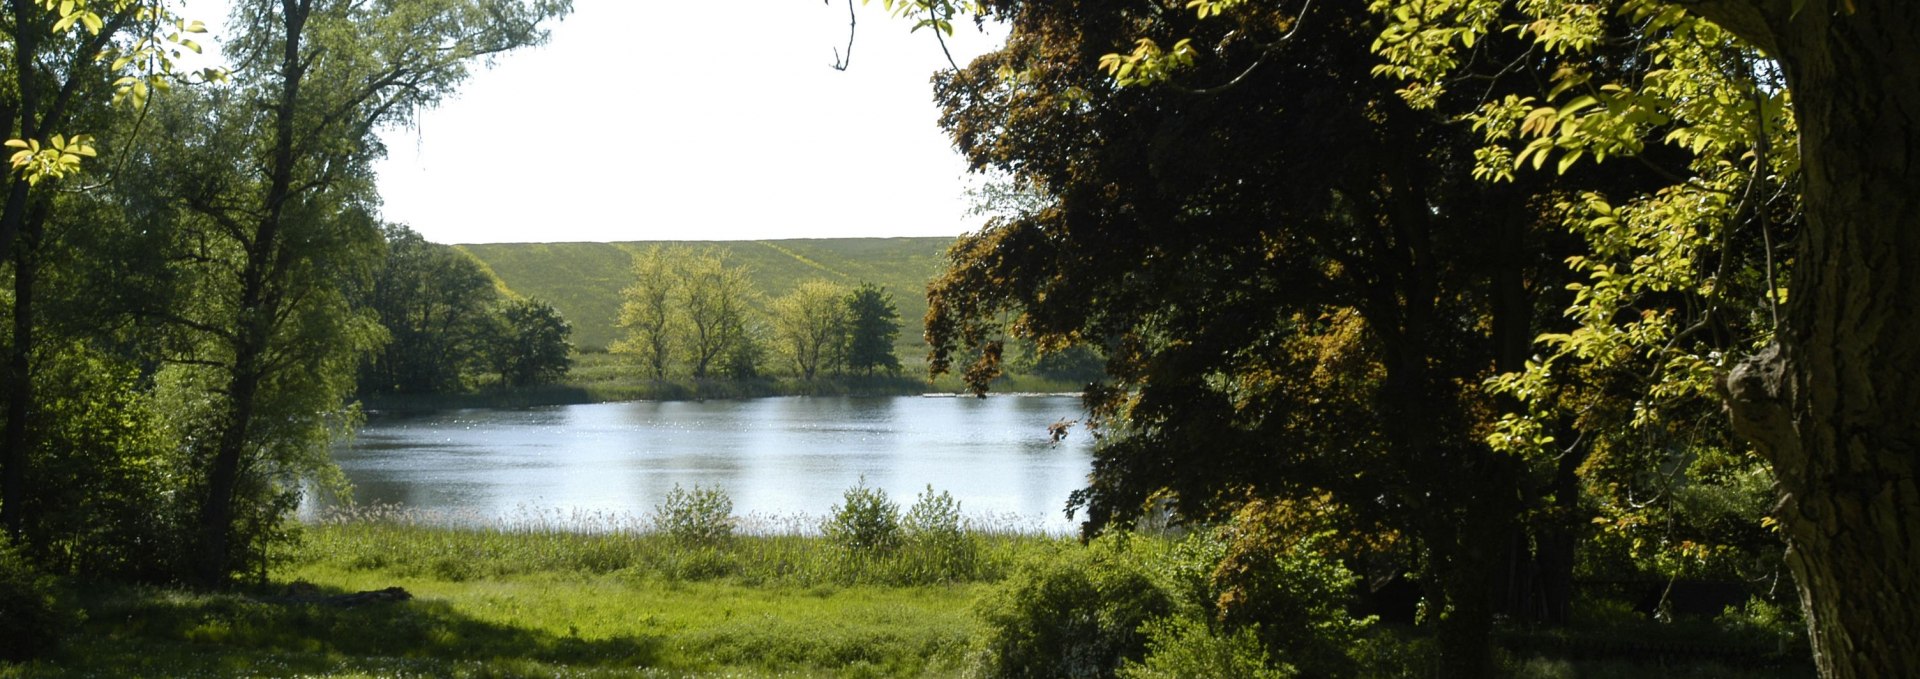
[{"xmin": 314, "ymin": 395, "xmax": 1095, "ymax": 532}]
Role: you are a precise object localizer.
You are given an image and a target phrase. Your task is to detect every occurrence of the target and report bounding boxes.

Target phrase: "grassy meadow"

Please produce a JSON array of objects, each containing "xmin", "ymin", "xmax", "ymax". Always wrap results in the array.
[
  {"xmin": 4, "ymin": 508, "xmax": 1814, "ymax": 679},
  {"xmin": 11, "ymin": 512, "xmax": 1064, "ymax": 679}
]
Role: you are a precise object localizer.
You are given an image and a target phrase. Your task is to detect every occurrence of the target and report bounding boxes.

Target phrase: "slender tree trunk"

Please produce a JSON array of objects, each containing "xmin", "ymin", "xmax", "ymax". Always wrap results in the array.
[
  {"xmin": 0, "ymin": 1, "xmax": 44, "ymax": 539},
  {"xmin": 1716, "ymin": 2, "xmax": 1920, "ymax": 676},
  {"xmin": 194, "ymin": 0, "xmax": 310, "ymax": 587},
  {"xmin": 0, "ymin": 209, "xmax": 43, "ymax": 540}
]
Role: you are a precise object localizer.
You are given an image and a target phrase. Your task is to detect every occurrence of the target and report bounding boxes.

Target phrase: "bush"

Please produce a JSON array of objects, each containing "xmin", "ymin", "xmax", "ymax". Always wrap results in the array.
[
  {"xmin": 653, "ymin": 484, "xmax": 735, "ymax": 547},
  {"xmin": 901, "ymin": 485, "xmax": 980, "ymax": 582},
  {"xmin": 0, "ymin": 537, "xmax": 64, "ymax": 662},
  {"xmin": 1119, "ymin": 616, "xmax": 1295, "ymax": 679},
  {"xmin": 824, "ymin": 479, "xmax": 901, "ymax": 555},
  {"xmin": 1208, "ymin": 506, "xmax": 1372, "ymax": 677},
  {"xmin": 970, "ymin": 537, "xmax": 1175, "ymax": 679}
]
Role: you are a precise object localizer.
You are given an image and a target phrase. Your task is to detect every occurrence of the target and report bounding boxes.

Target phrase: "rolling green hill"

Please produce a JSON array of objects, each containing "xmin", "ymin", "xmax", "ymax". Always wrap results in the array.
[{"xmin": 455, "ymin": 237, "xmax": 958, "ymax": 355}]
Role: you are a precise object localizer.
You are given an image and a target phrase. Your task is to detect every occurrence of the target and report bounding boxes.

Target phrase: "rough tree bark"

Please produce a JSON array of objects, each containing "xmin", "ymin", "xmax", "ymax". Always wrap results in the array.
[{"xmin": 1702, "ymin": 1, "xmax": 1920, "ymax": 676}]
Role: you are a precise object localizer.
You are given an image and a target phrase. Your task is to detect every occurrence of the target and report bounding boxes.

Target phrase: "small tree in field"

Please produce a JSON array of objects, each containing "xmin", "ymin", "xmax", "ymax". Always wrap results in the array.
[
  {"xmin": 770, "ymin": 279, "xmax": 851, "ymax": 380},
  {"xmin": 844, "ymin": 283, "xmax": 901, "ymax": 376}
]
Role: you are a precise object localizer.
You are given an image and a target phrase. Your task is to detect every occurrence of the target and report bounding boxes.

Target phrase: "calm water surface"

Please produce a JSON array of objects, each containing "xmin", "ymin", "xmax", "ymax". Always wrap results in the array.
[{"xmin": 316, "ymin": 395, "xmax": 1094, "ymax": 532}]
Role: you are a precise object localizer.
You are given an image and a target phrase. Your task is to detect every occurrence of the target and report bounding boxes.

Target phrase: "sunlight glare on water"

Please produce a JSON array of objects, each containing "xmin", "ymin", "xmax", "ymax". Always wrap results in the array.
[{"xmin": 314, "ymin": 395, "xmax": 1095, "ymax": 533}]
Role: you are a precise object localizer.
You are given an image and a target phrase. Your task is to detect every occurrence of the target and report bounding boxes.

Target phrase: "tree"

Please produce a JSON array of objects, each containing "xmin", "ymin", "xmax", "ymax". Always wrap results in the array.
[
  {"xmin": 0, "ymin": 0, "xmax": 217, "ymax": 541},
  {"xmin": 844, "ymin": 282, "xmax": 902, "ymax": 376},
  {"xmin": 146, "ymin": 0, "xmax": 567, "ymax": 586},
  {"xmin": 360, "ymin": 224, "xmax": 498, "ymax": 393},
  {"xmin": 919, "ymin": 2, "xmax": 1574, "ymax": 674},
  {"xmin": 770, "ymin": 279, "xmax": 851, "ymax": 380},
  {"xmin": 614, "ymin": 245, "xmax": 685, "ymax": 379},
  {"xmin": 680, "ymin": 248, "xmax": 758, "ymax": 380},
  {"xmin": 488, "ymin": 298, "xmax": 572, "ymax": 388},
  {"xmin": 1369, "ymin": 1, "xmax": 1920, "ymax": 675}
]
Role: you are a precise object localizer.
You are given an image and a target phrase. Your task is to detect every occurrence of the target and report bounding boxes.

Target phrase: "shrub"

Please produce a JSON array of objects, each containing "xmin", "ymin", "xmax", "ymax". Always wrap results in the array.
[
  {"xmin": 902, "ymin": 485, "xmax": 979, "ymax": 582},
  {"xmin": 1210, "ymin": 512, "xmax": 1372, "ymax": 678},
  {"xmin": 0, "ymin": 537, "xmax": 64, "ymax": 662},
  {"xmin": 1119, "ymin": 617, "xmax": 1295, "ymax": 679},
  {"xmin": 653, "ymin": 484, "xmax": 735, "ymax": 547},
  {"xmin": 970, "ymin": 537, "xmax": 1175, "ymax": 679},
  {"xmin": 824, "ymin": 479, "xmax": 901, "ymax": 555}
]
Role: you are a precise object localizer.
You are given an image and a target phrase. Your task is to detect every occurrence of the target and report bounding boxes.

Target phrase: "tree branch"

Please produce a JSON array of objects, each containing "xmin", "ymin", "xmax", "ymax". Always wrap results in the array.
[{"xmin": 831, "ymin": 0, "xmax": 856, "ymax": 71}]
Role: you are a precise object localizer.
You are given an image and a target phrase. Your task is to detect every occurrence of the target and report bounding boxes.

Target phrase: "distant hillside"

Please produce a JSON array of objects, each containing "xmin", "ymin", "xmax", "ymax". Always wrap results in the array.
[{"xmin": 455, "ymin": 237, "xmax": 958, "ymax": 355}]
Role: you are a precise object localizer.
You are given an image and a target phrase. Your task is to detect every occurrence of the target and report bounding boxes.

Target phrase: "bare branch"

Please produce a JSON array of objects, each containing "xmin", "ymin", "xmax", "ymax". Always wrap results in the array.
[{"xmin": 831, "ymin": 0, "xmax": 856, "ymax": 71}]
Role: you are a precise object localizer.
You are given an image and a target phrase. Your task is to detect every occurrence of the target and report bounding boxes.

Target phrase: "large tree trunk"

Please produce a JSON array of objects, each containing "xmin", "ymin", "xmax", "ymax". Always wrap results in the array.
[{"xmin": 1713, "ymin": 1, "xmax": 1920, "ymax": 677}]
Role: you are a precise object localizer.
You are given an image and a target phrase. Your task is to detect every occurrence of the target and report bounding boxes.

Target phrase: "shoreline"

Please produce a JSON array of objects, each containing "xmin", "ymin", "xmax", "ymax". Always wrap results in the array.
[{"xmin": 358, "ymin": 376, "xmax": 1092, "ymax": 414}]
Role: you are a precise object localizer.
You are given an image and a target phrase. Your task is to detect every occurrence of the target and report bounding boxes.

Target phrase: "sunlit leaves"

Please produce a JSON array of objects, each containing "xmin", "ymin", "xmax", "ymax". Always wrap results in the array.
[
  {"xmin": 870, "ymin": 0, "xmax": 982, "ymax": 36},
  {"xmin": 5, "ymin": 135, "xmax": 98, "ymax": 186},
  {"xmin": 1097, "ymin": 38, "xmax": 1198, "ymax": 87},
  {"xmin": 7, "ymin": 0, "xmax": 228, "ymax": 185}
]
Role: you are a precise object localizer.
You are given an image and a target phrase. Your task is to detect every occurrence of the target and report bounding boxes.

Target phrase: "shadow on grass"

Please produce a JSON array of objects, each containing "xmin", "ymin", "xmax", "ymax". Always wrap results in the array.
[{"xmin": 26, "ymin": 582, "xmax": 666, "ymax": 678}]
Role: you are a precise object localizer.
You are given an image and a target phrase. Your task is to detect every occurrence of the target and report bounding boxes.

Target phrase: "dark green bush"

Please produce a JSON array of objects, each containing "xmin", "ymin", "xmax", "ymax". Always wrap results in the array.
[
  {"xmin": 0, "ymin": 537, "xmax": 64, "ymax": 662},
  {"xmin": 970, "ymin": 537, "xmax": 1175, "ymax": 679}
]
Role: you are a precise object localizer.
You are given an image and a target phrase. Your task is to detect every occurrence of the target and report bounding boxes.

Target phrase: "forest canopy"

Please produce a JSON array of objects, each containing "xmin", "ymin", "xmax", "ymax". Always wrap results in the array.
[{"xmin": 906, "ymin": 0, "xmax": 1918, "ymax": 676}]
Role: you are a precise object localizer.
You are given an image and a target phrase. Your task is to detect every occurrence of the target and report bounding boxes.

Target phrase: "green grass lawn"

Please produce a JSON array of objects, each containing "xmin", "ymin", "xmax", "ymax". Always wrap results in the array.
[
  {"xmin": 10, "ymin": 521, "xmax": 1065, "ymax": 678},
  {"xmin": 3, "ymin": 521, "xmax": 1813, "ymax": 678}
]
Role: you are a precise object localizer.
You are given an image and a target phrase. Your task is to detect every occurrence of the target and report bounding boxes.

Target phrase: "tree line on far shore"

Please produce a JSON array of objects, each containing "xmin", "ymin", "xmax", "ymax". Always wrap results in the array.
[{"xmin": 614, "ymin": 245, "xmax": 903, "ymax": 383}]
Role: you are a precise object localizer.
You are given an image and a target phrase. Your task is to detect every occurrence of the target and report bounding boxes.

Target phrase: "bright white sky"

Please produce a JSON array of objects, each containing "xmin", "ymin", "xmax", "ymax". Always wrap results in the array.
[{"xmin": 366, "ymin": 2, "xmax": 1004, "ymax": 245}]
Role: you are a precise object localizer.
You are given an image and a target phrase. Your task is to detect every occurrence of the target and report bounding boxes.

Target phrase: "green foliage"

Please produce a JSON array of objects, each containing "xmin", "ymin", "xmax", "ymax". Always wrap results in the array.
[
  {"xmin": 4, "ymin": 1, "xmax": 226, "ymax": 185},
  {"xmin": 0, "ymin": 536, "xmax": 65, "ymax": 662},
  {"xmin": 1715, "ymin": 596, "xmax": 1806, "ymax": 652},
  {"xmin": 900, "ymin": 485, "xmax": 979, "ymax": 583},
  {"xmin": 612, "ymin": 245, "xmax": 686, "ymax": 379},
  {"xmin": 613, "ymin": 246, "xmax": 763, "ymax": 379},
  {"xmin": 117, "ymin": 0, "xmax": 569, "ymax": 585},
  {"xmin": 361, "ymin": 224, "xmax": 501, "ymax": 394},
  {"xmin": 1119, "ymin": 617, "xmax": 1294, "ymax": 679},
  {"xmin": 489, "ymin": 298, "xmax": 573, "ymax": 388},
  {"xmin": 769, "ymin": 279, "xmax": 851, "ymax": 380},
  {"xmin": 969, "ymin": 536, "xmax": 1176, "ymax": 679},
  {"xmin": 651, "ymin": 484, "xmax": 735, "ymax": 548},
  {"xmin": 17, "ymin": 345, "xmax": 188, "ymax": 580},
  {"xmin": 1207, "ymin": 528, "xmax": 1371, "ymax": 677},
  {"xmin": 7, "ymin": 520, "xmax": 1810, "ymax": 677},
  {"xmin": 1368, "ymin": 0, "xmax": 1797, "ymax": 591},
  {"xmin": 844, "ymin": 282, "xmax": 903, "ymax": 377},
  {"xmin": 824, "ymin": 479, "xmax": 903, "ymax": 556},
  {"xmin": 462, "ymin": 238, "xmax": 949, "ymax": 356}
]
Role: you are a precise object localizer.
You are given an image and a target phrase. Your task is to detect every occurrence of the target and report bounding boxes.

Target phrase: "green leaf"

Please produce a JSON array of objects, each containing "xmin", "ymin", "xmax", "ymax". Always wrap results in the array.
[{"xmin": 1556, "ymin": 149, "xmax": 1584, "ymax": 174}]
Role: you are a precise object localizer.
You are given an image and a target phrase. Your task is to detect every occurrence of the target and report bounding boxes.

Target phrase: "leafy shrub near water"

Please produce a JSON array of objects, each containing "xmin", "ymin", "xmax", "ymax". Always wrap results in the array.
[
  {"xmin": 969, "ymin": 535, "xmax": 1174, "ymax": 679},
  {"xmin": 1208, "ymin": 527, "xmax": 1370, "ymax": 677},
  {"xmin": 824, "ymin": 479, "xmax": 902, "ymax": 555},
  {"xmin": 902, "ymin": 485, "xmax": 981, "ymax": 582},
  {"xmin": 653, "ymin": 484, "xmax": 735, "ymax": 547},
  {"xmin": 1119, "ymin": 616, "xmax": 1295, "ymax": 679}
]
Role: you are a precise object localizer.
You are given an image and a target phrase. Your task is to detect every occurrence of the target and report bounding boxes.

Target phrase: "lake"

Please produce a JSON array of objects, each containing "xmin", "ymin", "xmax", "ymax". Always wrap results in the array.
[{"xmin": 314, "ymin": 395, "xmax": 1096, "ymax": 533}]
